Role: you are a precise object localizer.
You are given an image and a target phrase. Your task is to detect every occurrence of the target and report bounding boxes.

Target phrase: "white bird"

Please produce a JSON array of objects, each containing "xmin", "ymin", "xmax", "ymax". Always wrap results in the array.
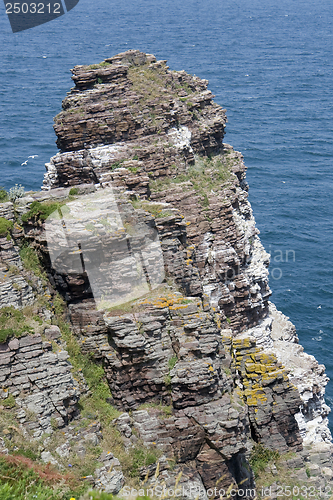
[
  {"xmin": 28, "ymin": 155, "xmax": 38, "ymax": 158},
  {"xmin": 21, "ymin": 160, "xmax": 28, "ymax": 166}
]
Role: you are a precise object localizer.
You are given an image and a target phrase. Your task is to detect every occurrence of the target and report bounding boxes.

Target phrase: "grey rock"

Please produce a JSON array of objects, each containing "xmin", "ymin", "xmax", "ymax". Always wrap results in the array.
[
  {"xmin": 55, "ymin": 441, "xmax": 71, "ymax": 459},
  {"xmin": 41, "ymin": 451, "xmax": 60, "ymax": 467},
  {"xmin": 44, "ymin": 325, "xmax": 61, "ymax": 340},
  {"xmin": 94, "ymin": 469, "xmax": 124, "ymax": 495}
]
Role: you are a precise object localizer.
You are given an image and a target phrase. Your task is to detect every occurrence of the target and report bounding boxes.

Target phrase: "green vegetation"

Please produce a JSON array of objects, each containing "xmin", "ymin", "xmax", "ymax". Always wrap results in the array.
[
  {"xmin": 81, "ymin": 492, "xmax": 133, "ymax": 500},
  {"xmin": 88, "ymin": 61, "xmax": 111, "ymax": 70},
  {"xmin": 8, "ymin": 184, "xmax": 25, "ymax": 203},
  {"xmin": 13, "ymin": 448, "xmax": 39, "ymax": 461},
  {"xmin": 137, "ymin": 401, "xmax": 173, "ymax": 418},
  {"xmin": 128, "ymin": 64, "xmax": 170, "ymax": 103},
  {"xmin": 168, "ymin": 355, "xmax": 178, "ymax": 371},
  {"xmin": 129, "ymin": 446, "xmax": 161, "ymax": 478},
  {"xmin": 0, "ymin": 454, "xmax": 80, "ymax": 500},
  {"xmin": 249, "ymin": 446, "xmax": 311, "ymax": 500},
  {"xmin": 1, "ymin": 394, "xmax": 16, "ymax": 409},
  {"xmin": 130, "ymin": 199, "xmax": 173, "ymax": 218},
  {"xmin": 0, "ymin": 186, "xmax": 9, "ymax": 202},
  {"xmin": 0, "ymin": 217, "xmax": 13, "ymax": 237},
  {"xmin": 164, "ymin": 355, "xmax": 178, "ymax": 388},
  {"xmin": 19, "ymin": 244, "xmax": 47, "ymax": 280},
  {"xmin": 0, "ymin": 449, "xmax": 140, "ymax": 499},
  {"xmin": 21, "ymin": 200, "xmax": 66, "ymax": 223},
  {"xmin": 0, "ymin": 306, "xmax": 34, "ymax": 344},
  {"xmin": 69, "ymin": 187, "xmax": 79, "ymax": 196},
  {"xmin": 69, "ymin": 107, "xmax": 84, "ymax": 115},
  {"xmin": 249, "ymin": 443, "xmax": 279, "ymax": 476},
  {"xmin": 51, "ymin": 295, "xmax": 119, "ymax": 423},
  {"xmin": 173, "ymin": 79, "xmax": 194, "ymax": 95},
  {"xmin": 149, "ymin": 154, "xmax": 231, "ymax": 207},
  {"xmin": 110, "ymin": 160, "xmax": 125, "ymax": 170}
]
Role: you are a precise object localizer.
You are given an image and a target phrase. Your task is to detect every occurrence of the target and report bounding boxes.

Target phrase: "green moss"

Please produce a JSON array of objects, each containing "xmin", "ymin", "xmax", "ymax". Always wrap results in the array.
[
  {"xmin": 0, "ymin": 218, "xmax": 13, "ymax": 237},
  {"xmin": 69, "ymin": 187, "xmax": 79, "ymax": 196}
]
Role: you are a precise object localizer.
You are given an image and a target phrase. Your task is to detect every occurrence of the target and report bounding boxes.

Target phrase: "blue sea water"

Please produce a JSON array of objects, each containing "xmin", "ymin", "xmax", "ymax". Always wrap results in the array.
[{"xmin": 1, "ymin": 0, "xmax": 333, "ymax": 430}]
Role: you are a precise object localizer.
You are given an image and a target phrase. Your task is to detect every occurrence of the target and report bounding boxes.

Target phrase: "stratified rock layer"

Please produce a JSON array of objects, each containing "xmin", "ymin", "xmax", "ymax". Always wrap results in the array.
[{"xmin": 0, "ymin": 50, "xmax": 332, "ymax": 498}]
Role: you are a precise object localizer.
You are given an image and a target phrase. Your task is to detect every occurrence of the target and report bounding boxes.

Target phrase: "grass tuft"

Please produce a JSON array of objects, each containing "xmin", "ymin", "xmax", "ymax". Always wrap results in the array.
[
  {"xmin": 0, "ymin": 306, "xmax": 35, "ymax": 344},
  {"xmin": 249, "ymin": 443, "xmax": 279, "ymax": 476},
  {"xmin": 0, "ymin": 218, "xmax": 13, "ymax": 237}
]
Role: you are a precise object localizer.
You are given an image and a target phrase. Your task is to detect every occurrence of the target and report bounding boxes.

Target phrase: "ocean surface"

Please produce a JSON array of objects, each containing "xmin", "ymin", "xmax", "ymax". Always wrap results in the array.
[{"xmin": 1, "ymin": 0, "xmax": 333, "ymax": 430}]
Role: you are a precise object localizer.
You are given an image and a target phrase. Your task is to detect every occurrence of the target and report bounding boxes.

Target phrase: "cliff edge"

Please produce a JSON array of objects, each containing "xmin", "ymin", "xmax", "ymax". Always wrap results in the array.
[{"xmin": 0, "ymin": 50, "xmax": 332, "ymax": 499}]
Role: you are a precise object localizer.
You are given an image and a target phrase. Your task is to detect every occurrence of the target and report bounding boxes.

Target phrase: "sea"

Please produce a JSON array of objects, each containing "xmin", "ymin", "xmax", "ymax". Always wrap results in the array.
[{"xmin": 1, "ymin": 0, "xmax": 333, "ymax": 431}]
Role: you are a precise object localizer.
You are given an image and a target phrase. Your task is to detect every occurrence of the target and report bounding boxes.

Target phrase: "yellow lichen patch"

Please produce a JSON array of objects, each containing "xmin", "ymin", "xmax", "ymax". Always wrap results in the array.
[
  {"xmin": 232, "ymin": 338, "xmax": 252, "ymax": 348},
  {"xmin": 245, "ymin": 362, "xmax": 267, "ymax": 374},
  {"xmin": 255, "ymin": 352, "xmax": 277, "ymax": 365},
  {"xmin": 139, "ymin": 293, "xmax": 189, "ymax": 309},
  {"xmin": 246, "ymin": 373, "xmax": 260, "ymax": 380},
  {"xmin": 261, "ymin": 373, "xmax": 279, "ymax": 384},
  {"xmin": 244, "ymin": 388, "xmax": 268, "ymax": 406},
  {"xmin": 215, "ymin": 314, "xmax": 222, "ymax": 330},
  {"xmin": 169, "ymin": 304, "xmax": 191, "ymax": 311},
  {"xmin": 265, "ymin": 364, "xmax": 280, "ymax": 373},
  {"xmin": 221, "ymin": 335, "xmax": 232, "ymax": 342}
]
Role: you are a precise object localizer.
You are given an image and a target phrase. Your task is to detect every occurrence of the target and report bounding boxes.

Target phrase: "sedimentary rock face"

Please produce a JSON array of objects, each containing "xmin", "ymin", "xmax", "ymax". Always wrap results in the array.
[{"xmin": 45, "ymin": 187, "xmax": 165, "ymax": 310}]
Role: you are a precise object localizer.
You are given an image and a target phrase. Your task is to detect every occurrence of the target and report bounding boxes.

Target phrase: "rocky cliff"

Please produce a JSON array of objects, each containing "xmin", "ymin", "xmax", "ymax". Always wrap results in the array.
[{"xmin": 0, "ymin": 50, "xmax": 332, "ymax": 499}]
